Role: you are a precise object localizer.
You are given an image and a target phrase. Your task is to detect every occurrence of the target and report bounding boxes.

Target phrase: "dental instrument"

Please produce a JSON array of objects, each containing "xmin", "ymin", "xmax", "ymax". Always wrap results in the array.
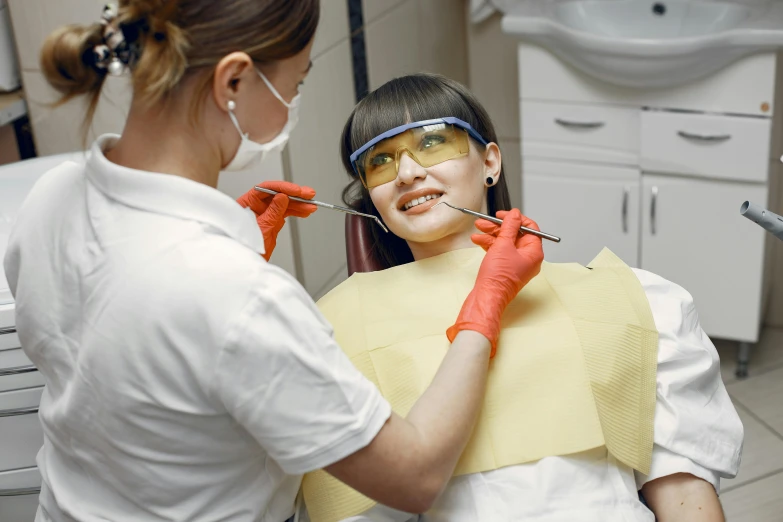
[
  {"xmin": 741, "ymin": 201, "xmax": 783, "ymax": 242},
  {"xmin": 436, "ymin": 201, "xmax": 561, "ymax": 243},
  {"xmin": 253, "ymin": 186, "xmax": 389, "ymax": 233}
]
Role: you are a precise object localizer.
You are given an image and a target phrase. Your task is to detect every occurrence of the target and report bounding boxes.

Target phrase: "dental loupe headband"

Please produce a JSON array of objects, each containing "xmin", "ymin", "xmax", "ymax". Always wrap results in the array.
[{"xmin": 349, "ymin": 117, "xmax": 490, "ymax": 175}]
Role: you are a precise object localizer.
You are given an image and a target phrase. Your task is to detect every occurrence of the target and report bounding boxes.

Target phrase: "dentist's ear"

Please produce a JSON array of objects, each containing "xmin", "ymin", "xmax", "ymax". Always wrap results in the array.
[
  {"xmin": 212, "ymin": 52, "xmax": 255, "ymax": 112},
  {"xmin": 482, "ymin": 142, "xmax": 502, "ymax": 186}
]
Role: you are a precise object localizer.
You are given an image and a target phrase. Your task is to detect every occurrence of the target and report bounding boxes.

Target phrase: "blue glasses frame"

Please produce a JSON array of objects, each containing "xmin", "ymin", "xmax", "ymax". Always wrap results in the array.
[{"xmin": 349, "ymin": 117, "xmax": 490, "ymax": 175}]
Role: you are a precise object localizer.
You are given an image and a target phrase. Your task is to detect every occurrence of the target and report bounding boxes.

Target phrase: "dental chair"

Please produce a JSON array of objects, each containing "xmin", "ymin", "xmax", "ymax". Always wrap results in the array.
[{"xmin": 345, "ymin": 214, "xmax": 382, "ymax": 275}]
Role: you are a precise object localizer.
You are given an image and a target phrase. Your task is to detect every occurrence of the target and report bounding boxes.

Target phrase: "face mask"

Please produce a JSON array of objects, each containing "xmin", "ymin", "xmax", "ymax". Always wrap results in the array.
[{"xmin": 224, "ymin": 69, "xmax": 301, "ymax": 172}]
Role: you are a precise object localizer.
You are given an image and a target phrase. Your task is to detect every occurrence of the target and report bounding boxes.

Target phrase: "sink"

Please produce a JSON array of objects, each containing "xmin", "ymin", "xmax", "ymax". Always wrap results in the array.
[{"xmin": 501, "ymin": 0, "xmax": 783, "ymax": 88}]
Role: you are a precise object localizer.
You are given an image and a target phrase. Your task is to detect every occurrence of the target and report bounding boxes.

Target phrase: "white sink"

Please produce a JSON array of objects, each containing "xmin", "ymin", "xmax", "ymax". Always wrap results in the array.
[{"xmin": 501, "ymin": 0, "xmax": 783, "ymax": 88}]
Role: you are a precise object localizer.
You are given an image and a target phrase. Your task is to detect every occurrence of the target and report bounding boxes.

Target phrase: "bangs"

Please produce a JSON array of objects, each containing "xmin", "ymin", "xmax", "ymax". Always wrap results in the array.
[{"xmin": 349, "ymin": 75, "xmax": 482, "ymax": 154}]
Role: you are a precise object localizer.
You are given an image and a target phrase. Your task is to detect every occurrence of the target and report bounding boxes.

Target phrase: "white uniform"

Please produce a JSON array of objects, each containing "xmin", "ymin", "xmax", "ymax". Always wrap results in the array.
[
  {"xmin": 3, "ymin": 135, "xmax": 392, "ymax": 522},
  {"xmin": 311, "ymin": 268, "xmax": 743, "ymax": 522}
]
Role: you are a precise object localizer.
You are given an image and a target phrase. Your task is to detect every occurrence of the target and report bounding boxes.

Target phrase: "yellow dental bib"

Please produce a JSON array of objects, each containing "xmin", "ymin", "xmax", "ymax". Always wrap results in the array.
[{"xmin": 303, "ymin": 248, "xmax": 658, "ymax": 522}]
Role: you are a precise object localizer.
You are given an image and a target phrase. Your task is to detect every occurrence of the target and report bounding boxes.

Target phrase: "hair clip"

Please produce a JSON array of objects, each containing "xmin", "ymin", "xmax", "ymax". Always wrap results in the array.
[{"xmin": 91, "ymin": 3, "xmax": 142, "ymax": 76}]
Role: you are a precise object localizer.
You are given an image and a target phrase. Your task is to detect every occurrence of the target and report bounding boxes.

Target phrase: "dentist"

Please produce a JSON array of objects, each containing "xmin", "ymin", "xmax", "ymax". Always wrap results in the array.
[{"xmin": 3, "ymin": 1, "xmax": 543, "ymax": 521}]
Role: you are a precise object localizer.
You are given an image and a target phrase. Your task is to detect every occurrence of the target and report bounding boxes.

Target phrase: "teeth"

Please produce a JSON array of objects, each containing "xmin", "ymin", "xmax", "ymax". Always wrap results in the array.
[{"xmin": 404, "ymin": 193, "xmax": 442, "ymax": 210}]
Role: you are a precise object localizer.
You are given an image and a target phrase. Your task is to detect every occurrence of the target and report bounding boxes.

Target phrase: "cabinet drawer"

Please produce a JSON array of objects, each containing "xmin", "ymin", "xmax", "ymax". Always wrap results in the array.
[
  {"xmin": 0, "ymin": 327, "xmax": 20, "ymax": 351},
  {"xmin": 0, "ymin": 304, "xmax": 13, "ymax": 330},
  {"xmin": 0, "ymin": 467, "xmax": 41, "ymax": 522},
  {"xmin": 521, "ymin": 101, "xmax": 639, "ymax": 165},
  {"xmin": 640, "ymin": 111, "xmax": 771, "ymax": 183},
  {"xmin": 0, "ymin": 387, "xmax": 44, "ymax": 472},
  {"xmin": 0, "ymin": 348, "xmax": 43, "ymax": 392},
  {"xmin": 0, "ymin": 468, "xmax": 41, "ymax": 522}
]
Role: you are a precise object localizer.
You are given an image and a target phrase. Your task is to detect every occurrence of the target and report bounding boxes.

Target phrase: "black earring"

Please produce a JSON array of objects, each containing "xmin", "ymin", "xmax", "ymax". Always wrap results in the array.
[{"xmin": 486, "ymin": 177, "xmax": 495, "ymax": 186}]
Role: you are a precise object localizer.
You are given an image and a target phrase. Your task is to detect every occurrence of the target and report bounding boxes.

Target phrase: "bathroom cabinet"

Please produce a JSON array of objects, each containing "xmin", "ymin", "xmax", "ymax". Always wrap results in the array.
[{"xmin": 518, "ymin": 43, "xmax": 780, "ymax": 351}]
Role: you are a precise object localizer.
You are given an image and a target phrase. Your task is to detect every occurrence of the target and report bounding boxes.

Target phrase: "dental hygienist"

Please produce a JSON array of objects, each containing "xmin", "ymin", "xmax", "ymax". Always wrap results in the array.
[{"xmin": 2, "ymin": 1, "xmax": 544, "ymax": 521}]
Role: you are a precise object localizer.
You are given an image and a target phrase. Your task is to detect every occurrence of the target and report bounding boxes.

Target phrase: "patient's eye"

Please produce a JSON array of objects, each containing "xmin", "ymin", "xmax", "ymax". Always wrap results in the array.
[
  {"xmin": 420, "ymin": 134, "xmax": 447, "ymax": 150},
  {"xmin": 369, "ymin": 153, "xmax": 394, "ymax": 168}
]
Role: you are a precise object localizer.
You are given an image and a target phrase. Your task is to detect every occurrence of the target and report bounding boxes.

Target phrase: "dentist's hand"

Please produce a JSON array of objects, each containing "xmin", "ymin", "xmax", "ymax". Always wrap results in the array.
[
  {"xmin": 237, "ymin": 181, "xmax": 317, "ymax": 261},
  {"xmin": 446, "ymin": 209, "xmax": 544, "ymax": 357}
]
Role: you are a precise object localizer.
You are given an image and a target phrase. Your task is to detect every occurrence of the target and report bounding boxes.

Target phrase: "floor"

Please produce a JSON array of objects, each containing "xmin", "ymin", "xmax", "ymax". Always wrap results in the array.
[{"xmin": 714, "ymin": 327, "xmax": 783, "ymax": 521}]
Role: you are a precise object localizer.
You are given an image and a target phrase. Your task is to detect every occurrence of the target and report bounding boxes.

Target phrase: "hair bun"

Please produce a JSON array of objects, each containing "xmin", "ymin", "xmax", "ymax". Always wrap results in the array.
[{"xmin": 40, "ymin": 23, "xmax": 107, "ymax": 100}]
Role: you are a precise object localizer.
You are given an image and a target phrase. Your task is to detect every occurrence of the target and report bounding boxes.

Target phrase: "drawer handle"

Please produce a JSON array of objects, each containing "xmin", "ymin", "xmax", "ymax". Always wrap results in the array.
[
  {"xmin": 0, "ymin": 364, "xmax": 37, "ymax": 377},
  {"xmin": 0, "ymin": 326, "xmax": 16, "ymax": 335},
  {"xmin": 677, "ymin": 130, "xmax": 731, "ymax": 142},
  {"xmin": 0, "ymin": 406, "xmax": 38, "ymax": 418},
  {"xmin": 651, "ymin": 186, "xmax": 659, "ymax": 236},
  {"xmin": 0, "ymin": 487, "xmax": 41, "ymax": 496},
  {"xmin": 554, "ymin": 118, "xmax": 605, "ymax": 130},
  {"xmin": 622, "ymin": 187, "xmax": 630, "ymax": 234}
]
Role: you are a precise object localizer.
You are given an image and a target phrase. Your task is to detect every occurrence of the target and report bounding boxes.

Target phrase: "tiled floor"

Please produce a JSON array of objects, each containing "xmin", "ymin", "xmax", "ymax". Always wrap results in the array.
[{"xmin": 715, "ymin": 327, "xmax": 783, "ymax": 521}]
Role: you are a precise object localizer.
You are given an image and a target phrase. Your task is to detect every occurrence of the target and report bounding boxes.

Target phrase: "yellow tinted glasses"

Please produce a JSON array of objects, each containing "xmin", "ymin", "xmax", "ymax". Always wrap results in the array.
[{"xmin": 350, "ymin": 117, "xmax": 489, "ymax": 189}]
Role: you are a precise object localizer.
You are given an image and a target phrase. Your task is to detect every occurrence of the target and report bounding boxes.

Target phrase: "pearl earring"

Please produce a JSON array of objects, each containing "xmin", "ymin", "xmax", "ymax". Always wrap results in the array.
[
  {"xmin": 486, "ymin": 176, "xmax": 495, "ymax": 186},
  {"xmin": 227, "ymin": 100, "xmax": 236, "ymax": 111},
  {"xmin": 107, "ymin": 57, "xmax": 125, "ymax": 76}
]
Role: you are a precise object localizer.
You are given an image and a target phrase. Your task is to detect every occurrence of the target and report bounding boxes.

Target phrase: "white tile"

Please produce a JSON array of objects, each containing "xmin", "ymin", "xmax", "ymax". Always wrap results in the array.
[
  {"xmin": 362, "ymin": 0, "xmax": 406, "ymax": 25},
  {"xmin": 467, "ymin": 12, "xmax": 521, "ymax": 140},
  {"xmin": 728, "ymin": 366, "xmax": 783, "ymax": 437},
  {"xmin": 417, "ymin": 0, "xmax": 468, "ymax": 85},
  {"xmin": 216, "ymin": 151, "xmax": 297, "ymax": 279},
  {"xmin": 365, "ymin": 0, "xmax": 420, "ymax": 90},
  {"xmin": 721, "ymin": 405, "xmax": 783, "ymax": 491},
  {"xmin": 499, "ymin": 138, "xmax": 522, "ymax": 210},
  {"xmin": 22, "ymin": 70, "xmax": 130, "ymax": 155},
  {"xmin": 312, "ymin": 0, "xmax": 350, "ymax": 60},
  {"xmin": 8, "ymin": 0, "xmax": 107, "ymax": 71},
  {"xmin": 721, "ymin": 470, "xmax": 783, "ymax": 522},
  {"xmin": 285, "ymin": 39, "xmax": 355, "ymax": 296}
]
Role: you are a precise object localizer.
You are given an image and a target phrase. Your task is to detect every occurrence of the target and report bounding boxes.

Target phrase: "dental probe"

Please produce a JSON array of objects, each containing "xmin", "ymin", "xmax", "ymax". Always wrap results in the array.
[
  {"xmin": 436, "ymin": 201, "xmax": 561, "ymax": 243},
  {"xmin": 253, "ymin": 186, "xmax": 390, "ymax": 233}
]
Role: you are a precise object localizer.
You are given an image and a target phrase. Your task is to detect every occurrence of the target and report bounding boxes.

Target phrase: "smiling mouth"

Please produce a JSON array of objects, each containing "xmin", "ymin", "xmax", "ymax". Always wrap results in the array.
[{"xmin": 401, "ymin": 193, "xmax": 443, "ymax": 211}]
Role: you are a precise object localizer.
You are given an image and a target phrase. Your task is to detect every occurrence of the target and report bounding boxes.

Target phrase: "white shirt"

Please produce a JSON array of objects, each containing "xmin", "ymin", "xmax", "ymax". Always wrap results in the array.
[
  {"xmin": 299, "ymin": 269, "xmax": 744, "ymax": 522},
  {"xmin": 3, "ymin": 135, "xmax": 392, "ymax": 522}
]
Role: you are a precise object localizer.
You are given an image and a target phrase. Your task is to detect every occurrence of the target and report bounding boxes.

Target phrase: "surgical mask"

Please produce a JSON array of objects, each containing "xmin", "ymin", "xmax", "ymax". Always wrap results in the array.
[{"xmin": 224, "ymin": 69, "xmax": 301, "ymax": 171}]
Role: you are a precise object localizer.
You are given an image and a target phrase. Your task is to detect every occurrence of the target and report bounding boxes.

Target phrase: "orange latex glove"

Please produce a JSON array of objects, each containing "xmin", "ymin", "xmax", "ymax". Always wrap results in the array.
[
  {"xmin": 446, "ymin": 209, "xmax": 544, "ymax": 357},
  {"xmin": 237, "ymin": 181, "xmax": 317, "ymax": 261}
]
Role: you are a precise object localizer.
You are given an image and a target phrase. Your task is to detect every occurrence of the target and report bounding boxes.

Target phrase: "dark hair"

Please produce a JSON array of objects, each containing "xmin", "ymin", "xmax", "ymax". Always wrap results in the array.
[
  {"xmin": 340, "ymin": 73, "xmax": 512, "ymax": 270},
  {"xmin": 41, "ymin": 0, "xmax": 319, "ymax": 135}
]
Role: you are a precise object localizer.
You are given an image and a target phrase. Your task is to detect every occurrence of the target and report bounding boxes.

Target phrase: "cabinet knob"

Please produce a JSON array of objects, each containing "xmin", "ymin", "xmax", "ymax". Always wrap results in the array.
[
  {"xmin": 0, "ymin": 487, "xmax": 41, "ymax": 497},
  {"xmin": 622, "ymin": 187, "xmax": 630, "ymax": 234},
  {"xmin": 677, "ymin": 130, "xmax": 731, "ymax": 142},
  {"xmin": 651, "ymin": 186, "xmax": 659, "ymax": 236},
  {"xmin": 0, "ymin": 364, "xmax": 36, "ymax": 377},
  {"xmin": 554, "ymin": 118, "xmax": 605, "ymax": 130},
  {"xmin": 0, "ymin": 406, "xmax": 38, "ymax": 418}
]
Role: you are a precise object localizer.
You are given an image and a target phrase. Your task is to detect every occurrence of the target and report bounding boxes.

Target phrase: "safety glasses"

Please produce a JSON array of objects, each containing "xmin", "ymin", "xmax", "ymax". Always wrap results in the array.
[{"xmin": 349, "ymin": 117, "xmax": 489, "ymax": 189}]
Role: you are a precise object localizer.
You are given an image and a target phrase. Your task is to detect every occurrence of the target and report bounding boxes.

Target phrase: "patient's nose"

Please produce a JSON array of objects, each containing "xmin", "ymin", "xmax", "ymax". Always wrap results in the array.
[{"xmin": 396, "ymin": 151, "xmax": 427, "ymax": 186}]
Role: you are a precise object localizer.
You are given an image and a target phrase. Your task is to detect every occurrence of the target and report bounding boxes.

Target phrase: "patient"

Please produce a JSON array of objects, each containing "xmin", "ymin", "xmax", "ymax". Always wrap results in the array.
[{"xmin": 299, "ymin": 73, "xmax": 743, "ymax": 522}]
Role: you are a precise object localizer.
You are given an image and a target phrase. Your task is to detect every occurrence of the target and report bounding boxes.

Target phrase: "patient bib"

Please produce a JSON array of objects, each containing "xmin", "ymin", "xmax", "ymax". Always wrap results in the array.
[{"xmin": 302, "ymin": 248, "xmax": 658, "ymax": 522}]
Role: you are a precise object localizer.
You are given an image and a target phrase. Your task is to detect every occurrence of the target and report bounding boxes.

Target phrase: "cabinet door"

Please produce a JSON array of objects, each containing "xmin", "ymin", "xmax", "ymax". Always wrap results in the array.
[
  {"xmin": 641, "ymin": 175, "xmax": 767, "ymax": 342},
  {"xmin": 522, "ymin": 161, "xmax": 640, "ymax": 266}
]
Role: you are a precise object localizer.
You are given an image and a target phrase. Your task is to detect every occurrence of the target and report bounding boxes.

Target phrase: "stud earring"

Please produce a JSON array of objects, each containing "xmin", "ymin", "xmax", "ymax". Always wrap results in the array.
[
  {"xmin": 227, "ymin": 100, "xmax": 236, "ymax": 111},
  {"xmin": 486, "ymin": 176, "xmax": 495, "ymax": 186}
]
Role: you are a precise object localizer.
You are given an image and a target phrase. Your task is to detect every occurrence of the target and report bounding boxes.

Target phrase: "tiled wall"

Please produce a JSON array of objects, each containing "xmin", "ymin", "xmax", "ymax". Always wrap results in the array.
[{"xmin": 6, "ymin": 0, "xmax": 469, "ymax": 300}]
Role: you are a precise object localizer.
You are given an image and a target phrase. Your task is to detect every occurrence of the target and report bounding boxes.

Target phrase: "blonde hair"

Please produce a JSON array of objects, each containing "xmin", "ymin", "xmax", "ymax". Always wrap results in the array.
[{"xmin": 40, "ymin": 0, "xmax": 319, "ymax": 134}]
